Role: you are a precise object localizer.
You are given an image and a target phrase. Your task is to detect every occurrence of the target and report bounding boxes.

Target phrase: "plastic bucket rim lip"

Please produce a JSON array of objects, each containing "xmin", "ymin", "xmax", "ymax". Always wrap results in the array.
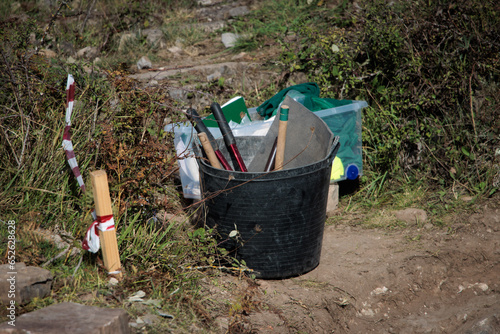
[{"xmin": 197, "ymin": 146, "xmax": 336, "ymax": 181}]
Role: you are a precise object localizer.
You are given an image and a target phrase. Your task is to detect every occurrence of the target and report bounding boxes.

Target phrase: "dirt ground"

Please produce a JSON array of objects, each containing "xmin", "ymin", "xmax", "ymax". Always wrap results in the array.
[
  {"xmin": 128, "ymin": 3, "xmax": 499, "ymax": 333},
  {"xmin": 229, "ymin": 200, "xmax": 500, "ymax": 333}
]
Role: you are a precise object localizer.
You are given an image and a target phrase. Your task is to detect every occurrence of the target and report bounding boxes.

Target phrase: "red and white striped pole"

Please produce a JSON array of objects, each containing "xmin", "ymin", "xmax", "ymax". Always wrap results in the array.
[{"xmin": 62, "ymin": 74, "xmax": 85, "ymax": 192}]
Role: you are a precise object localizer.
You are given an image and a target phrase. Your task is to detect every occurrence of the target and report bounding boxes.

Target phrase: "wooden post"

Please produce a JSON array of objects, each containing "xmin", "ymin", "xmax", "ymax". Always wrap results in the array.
[{"xmin": 91, "ymin": 170, "xmax": 123, "ymax": 279}]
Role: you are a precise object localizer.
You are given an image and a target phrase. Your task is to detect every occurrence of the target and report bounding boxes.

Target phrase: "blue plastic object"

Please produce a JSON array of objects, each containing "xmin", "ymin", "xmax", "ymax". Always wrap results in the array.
[{"xmin": 346, "ymin": 164, "xmax": 359, "ymax": 180}]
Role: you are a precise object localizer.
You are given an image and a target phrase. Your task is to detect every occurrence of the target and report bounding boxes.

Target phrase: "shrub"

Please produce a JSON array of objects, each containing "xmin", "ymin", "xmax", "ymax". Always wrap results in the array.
[{"xmin": 280, "ymin": 0, "xmax": 499, "ymax": 196}]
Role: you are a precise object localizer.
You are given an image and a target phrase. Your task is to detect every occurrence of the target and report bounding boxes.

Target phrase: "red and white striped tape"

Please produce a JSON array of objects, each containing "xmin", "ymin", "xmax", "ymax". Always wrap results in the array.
[
  {"xmin": 82, "ymin": 214, "xmax": 116, "ymax": 253},
  {"xmin": 62, "ymin": 74, "xmax": 86, "ymax": 192},
  {"xmin": 61, "ymin": 74, "xmax": 117, "ymax": 255}
]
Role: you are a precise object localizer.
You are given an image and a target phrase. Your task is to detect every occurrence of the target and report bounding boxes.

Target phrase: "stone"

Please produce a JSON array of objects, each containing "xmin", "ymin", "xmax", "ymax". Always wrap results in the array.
[
  {"xmin": 0, "ymin": 263, "xmax": 53, "ymax": 306},
  {"xmin": 464, "ymin": 314, "xmax": 500, "ymax": 334},
  {"xmin": 142, "ymin": 29, "xmax": 164, "ymax": 48},
  {"xmin": 137, "ymin": 56, "xmax": 152, "ymax": 70},
  {"xmin": 326, "ymin": 183, "xmax": 339, "ymax": 216},
  {"xmin": 221, "ymin": 33, "xmax": 240, "ymax": 48},
  {"xmin": 394, "ymin": 208, "xmax": 428, "ymax": 225},
  {"xmin": 76, "ymin": 46, "xmax": 98, "ymax": 60},
  {"xmin": 142, "ymin": 314, "xmax": 162, "ymax": 325},
  {"xmin": 195, "ymin": 21, "xmax": 226, "ymax": 33},
  {"xmin": 39, "ymin": 49, "xmax": 57, "ymax": 58},
  {"xmin": 118, "ymin": 33, "xmax": 136, "ymax": 52},
  {"xmin": 167, "ymin": 46, "xmax": 183, "ymax": 54},
  {"xmin": 207, "ymin": 71, "xmax": 222, "ymax": 81},
  {"xmin": 228, "ymin": 6, "xmax": 250, "ymax": 18},
  {"xmin": 32, "ymin": 229, "xmax": 80, "ymax": 256},
  {"xmin": 0, "ymin": 302, "xmax": 130, "ymax": 334}
]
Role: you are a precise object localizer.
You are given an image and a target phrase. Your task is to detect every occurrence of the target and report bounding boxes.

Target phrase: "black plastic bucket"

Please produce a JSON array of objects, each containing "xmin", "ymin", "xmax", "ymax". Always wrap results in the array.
[{"xmin": 198, "ymin": 136, "xmax": 338, "ymax": 279}]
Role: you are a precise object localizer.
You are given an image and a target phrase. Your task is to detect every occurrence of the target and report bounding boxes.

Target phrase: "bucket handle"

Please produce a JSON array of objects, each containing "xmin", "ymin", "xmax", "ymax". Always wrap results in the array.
[{"xmin": 326, "ymin": 136, "xmax": 341, "ymax": 164}]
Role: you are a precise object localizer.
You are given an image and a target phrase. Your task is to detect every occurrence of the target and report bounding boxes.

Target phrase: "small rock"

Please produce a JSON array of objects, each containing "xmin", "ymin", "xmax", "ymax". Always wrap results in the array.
[
  {"xmin": 147, "ymin": 80, "xmax": 158, "ymax": 87},
  {"xmin": 167, "ymin": 46, "xmax": 183, "ymax": 54},
  {"xmin": 142, "ymin": 314, "xmax": 162, "ymax": 325},
  {"xmin": 0, "ymin": 263, "xmax": 53, "ymax": 305},
  {"xmin": 39, "ymin": 49, "xmax": 57, "ymax": 58},
  {"xmin": 129, "ymin": 322, "xmax": 143, "ymax": 329},
  {"xmin": 76, "ymin": 46, "xmax": 98, "ymax": 60},
  {"xmin": 197, "ymin": 21, "xmax": 226, "ymax": 33},
  {"xmin": 66, "ymin": 56, "xmax": 77, "ymax": 64},
  {"xmin": 175, "ymin": 38, "xmax": 186, "ymax": 48},
  {"xmin": 228, "ymin": 6, "xmax": 250, "ymax": 18},
  {"xmin": 461, "ymin": 196, "xmax": 474, "ymax": 202},
  {"xmin": 128, "ymin": 290, "xmax": 146, "ymax": 302},
  {"xmin": 360, "ymin": 308, "xmax": 375, "ymax": 317},
  {"xmin": 471, "ymin": 283, "xmax": 489, "ymax": 292},
  {"xmin": 137, "ymin": 56, "xmax": 152, "ymax": 70},
  {"xmin": 221, "ymin": 33, "xmax": 240, "ymax": 48},
  {"xmin": 108, "ymin": 277, "xmax": 119, "ymax": 287},
  {"xmin": 371, "ymin": 286, "xmax": 389, "ymax": 295},
  {"xmin": 424, "ymin": 223, "xmax": 434, "ymax": 230},
  {"xmin": 168, "ymin": 88, "xmax": 187, "ymax": 101},
  {"xmin": 142, "ymin": 28, "xmax": 164, "ymax": 48},
  {"xmin": 394, "ymin": 208, "xmax": 428, "ymax": 225},
  {"xmin": 464, "ymin": 314, "xmax": 500, "ymax": 334},
  {"xmin": 0, "ymin": 302, "xmax": 130, "ymax": 333},
  {"xmin": 457, "ymin": 313, "xmax": 468, "ymax": 322},
  {"xmin": 207, "ymin": 71, "xmax": 222, "ymax": 81}
]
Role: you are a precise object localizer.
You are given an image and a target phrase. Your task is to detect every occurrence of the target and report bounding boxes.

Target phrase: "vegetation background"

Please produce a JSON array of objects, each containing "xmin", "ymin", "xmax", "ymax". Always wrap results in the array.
[{"xmin": 0, "ymin": 0, "xmax": 498, "ymax": 331}]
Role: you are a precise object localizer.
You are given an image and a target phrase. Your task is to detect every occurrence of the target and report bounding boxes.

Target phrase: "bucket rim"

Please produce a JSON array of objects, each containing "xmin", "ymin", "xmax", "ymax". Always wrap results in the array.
[{"xmin": 197, "ymin": 136, "xmax": 340, "ymax": 181}]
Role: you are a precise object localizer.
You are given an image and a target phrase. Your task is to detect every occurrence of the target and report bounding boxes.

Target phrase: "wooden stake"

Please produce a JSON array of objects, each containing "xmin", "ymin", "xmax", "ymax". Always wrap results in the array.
[
  {"xmin": 91, "ymin": 170, "xmax": 123, "ymax": 279},
  {"xmin": 198, "ymin": 132, "xmax": 222, "ymax": 169},
  {"xmin": 275, "ymin": 105, "xmax": 289, "ymax": 171}
]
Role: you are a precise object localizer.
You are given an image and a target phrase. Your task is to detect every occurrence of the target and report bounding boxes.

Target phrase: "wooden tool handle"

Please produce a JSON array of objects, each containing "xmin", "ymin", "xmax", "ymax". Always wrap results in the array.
[
  {"xmin": 91, "ymin": 170, "xmax": 123, "ymax": 279},
  {"xmin": 275, "ymin": 105, "xmax": 289, "ymax": 171},
  {"xmin": 198, "ymin": 132, "xmax": 222, "ymax": 169}
]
